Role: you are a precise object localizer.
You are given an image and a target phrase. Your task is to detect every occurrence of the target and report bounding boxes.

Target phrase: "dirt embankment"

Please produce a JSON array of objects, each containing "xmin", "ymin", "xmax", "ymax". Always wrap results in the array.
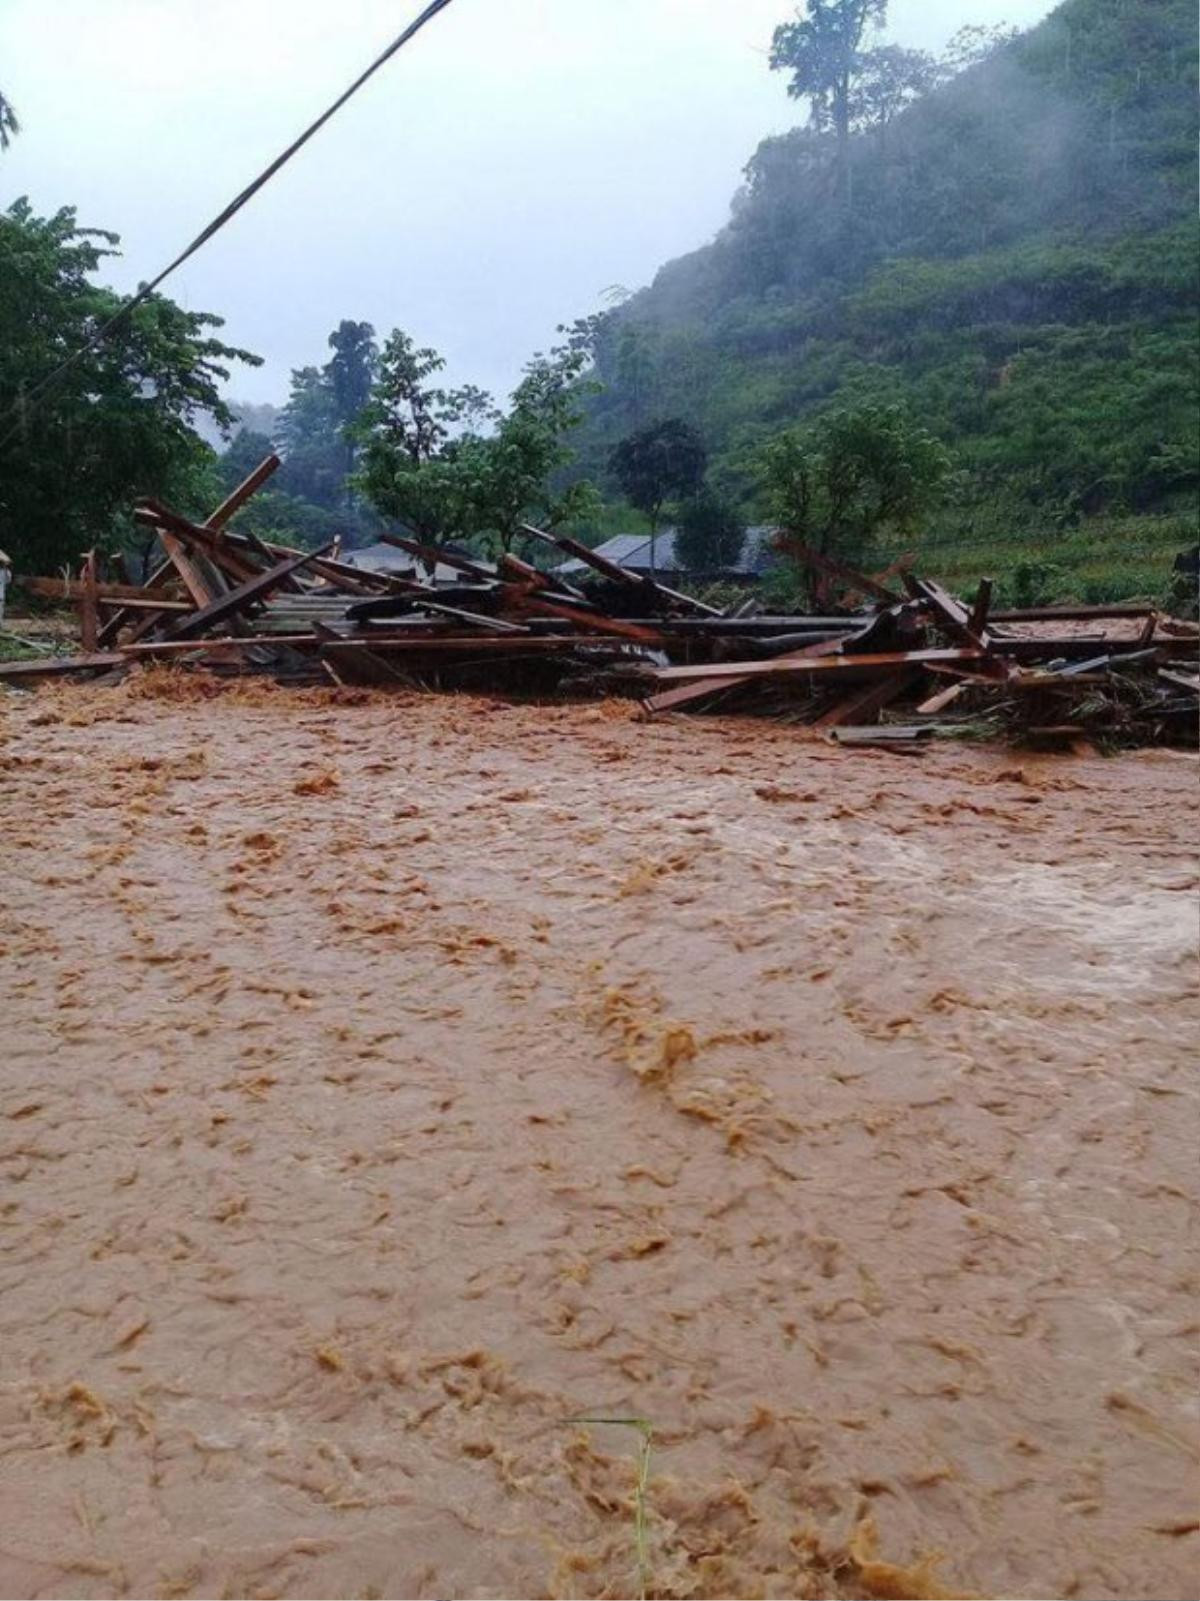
[{"xmin": 1, "ymin": 676, "xmax": 1197, "ymax": 1600}]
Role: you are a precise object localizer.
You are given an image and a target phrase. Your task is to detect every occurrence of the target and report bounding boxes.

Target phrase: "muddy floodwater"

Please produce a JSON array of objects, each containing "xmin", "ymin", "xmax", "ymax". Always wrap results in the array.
[{"xmin": 1, "ymin": 676, "xmax": 1197, "ymax": 1601}]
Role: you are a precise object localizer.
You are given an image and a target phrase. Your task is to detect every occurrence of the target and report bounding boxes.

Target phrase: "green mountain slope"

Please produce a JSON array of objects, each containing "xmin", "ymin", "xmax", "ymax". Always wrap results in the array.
[{"xmin": 575, "ymin": 0, "xmax": 1198, "ymax": 600}]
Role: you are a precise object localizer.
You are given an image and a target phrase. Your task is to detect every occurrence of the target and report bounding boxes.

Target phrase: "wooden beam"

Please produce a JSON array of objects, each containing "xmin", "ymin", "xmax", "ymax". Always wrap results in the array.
[
  {"xmin": 968, "ymin": 577, "xmax": 993, "ymax": 637},
  {"xmin": 79, "ymin": 551, "xmax": 99, "ymax": 652},
  {"xmin": 498, "ymin": 549, "xmax": 588, "ymax": 600},
  {"xmin": 649, "ymin": 647, "xmax": 985, "ymax": 684},
  {"xmin": 164, "ymin": 545, "xmax": 332, "ymax": 641},
  {"xmin": 158, "ymin": 529, "xmax": 218, "ymax": 608},
  {"xmin": 811, "ymin": 669, "xmax": 919, "ymax": 730},
  {"xmin": 96, "ymin": 556, "xmax": 181, "ymax": 647},
  {"xmin": 778, "ymin": 539, "xmax": 903, "ymax": 605},
  {"xmin": 520, "ymin": 523, "xmax": 723, "ymax": 617},
  {"xmin": 119, "ymin": 635, "xmax": 321, "ymax": 657},
  {"xmin": 991, "ymin": 604, "xmax": 1157, "ymax": 622},
  {"xmin": 321, "ymin": 634, "xmax": 635, "ymax": 656},
  {"xmin": 504, "ymin": 585, "xmax": 667, "ymax": 643},
  {"xmin": 643, "ymin": 635, "xmax": 847, "ymax": 715},
  {"xmin": 205, "ymin": 454, "xmax": 281, "ymax": 531},
  {"xmin": 136, "ymin": 504, "xmax": 262, "ymax": 585},
  {"xmin": 378, "ymin": 533, "xmax": 498, "ymax": 584},
  {"xmin": 0, "ymin": 651, "xmax": 125, "ymax": 680},
  {"xmin": 916, "ymin": 681, "xmax": 970, "ymax": 716}
]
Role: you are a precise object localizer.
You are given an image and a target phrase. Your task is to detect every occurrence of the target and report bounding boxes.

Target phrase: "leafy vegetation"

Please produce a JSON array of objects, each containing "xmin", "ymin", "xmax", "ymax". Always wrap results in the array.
[
  {"xmin": 0, "ymin": 86, "xmax": 18, "ymax": 149},
  {"xmin": 759, "ymin": 402, "xmax": 949, "ymax": 600},
  {"xmin": 674, "ymin": 488, "xmax": 747, "ymax": 573},
  {"xmin": 353, "ymin": 321, "xmax": 599, "ymax": 558},
  {"xmin": 572, "ymin": 0, "xmax": 1198, "ymax": 599},
  {"xmin": 0, "ymin": 199, "xmax": 258, "ymax": 573},
  {"xmin": 608, "ymin": 418, "xmax": 707, "ymax": 572}
]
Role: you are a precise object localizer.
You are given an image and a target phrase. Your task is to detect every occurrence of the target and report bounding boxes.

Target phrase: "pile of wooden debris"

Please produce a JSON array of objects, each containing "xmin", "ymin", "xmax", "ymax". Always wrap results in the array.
[{"xmin": 5, "ymin": 455, "xmax": 1197, "ymax": 748}]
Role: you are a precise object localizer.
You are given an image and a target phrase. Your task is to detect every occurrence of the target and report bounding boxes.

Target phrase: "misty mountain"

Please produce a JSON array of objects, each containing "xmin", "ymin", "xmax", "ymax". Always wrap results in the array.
[{"xmin": 575, "ymin": 0, "xmax": 1197, "ymax": 534}]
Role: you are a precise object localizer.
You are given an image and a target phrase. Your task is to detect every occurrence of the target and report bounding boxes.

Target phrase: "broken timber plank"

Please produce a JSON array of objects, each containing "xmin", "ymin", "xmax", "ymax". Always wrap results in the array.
[
  {"xmin": 0, "ymin": 651, "xmax": 126, "ymax": 680},
  {"xmin": 643, "ymin": 635, "xmax": 848, "ymax": 715},
  {"xmin": 498, "ymin": 550, "xmax": 590, "ymax": 602},
  {"xmin": 778, "ymin": 539, "xmax": 903, "ymax": 605},
  {"xmin": 378, "ymin": 533, "xmax": 498, "ymax": 584},
  {"xmin": 79, "ymin": 552, "xmax": 99, "ymax": 653},
  {"xmin": 164, "ymin": 545, "xmax": 332, "ymax": 641},
  {"xmin": 119, "ymin": 635, "xmax": 321, "ymax": 657},
  {"xmin": 968, "ymin": 577, "xmax": 993, "ymax": 637},
  {"xmin": 158, "ymin": 529, "xmax": 219, "ymax": 608},
  {"xmin": 811, "ymin": 669, "xmax": 920, "ymax": 730},
  {"xmin": 917, "ymin": 681, "xmax": 970, "ymax": 716},
  {"xmin": 520, "ymin": 523, "xmax": 723, "ymax": 617},
  {"xmin": 648, "ymin": 647, "xmax": 985, "ymax": 684},
  {"xmin": 504, "ymin": 585, "xmax": 667, "ymax": 644},
  {"xmin": 321, "ymin": 634, "xmax": 637, "ymax": 656},
  {"xmin": 205, "ymin": 454, "xmax": 281, "ymax": 531}
]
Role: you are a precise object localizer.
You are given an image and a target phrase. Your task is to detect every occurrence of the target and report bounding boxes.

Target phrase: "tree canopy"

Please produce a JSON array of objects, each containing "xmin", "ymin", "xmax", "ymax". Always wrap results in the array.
[
  {"xmin": 770, "ymin": 0, "xmax": 888, "ymax": 196},
  {"xmin": 608, "ymin": 419, "xmax": 708, "ymax": 531},
  {"xmin": 0, "ymin": 198, "xmax": 258, "ymax": 571},
  {"xmin": 674, "ymin": 488, "xmax": 747, "ymax": 573},
  {"xmin": 0, "ymin": 88, "xmax": 18, "ymax": 150},
  {"xmin": 758, "ymin": 402, "xmax": 949, "ymax": 598}
]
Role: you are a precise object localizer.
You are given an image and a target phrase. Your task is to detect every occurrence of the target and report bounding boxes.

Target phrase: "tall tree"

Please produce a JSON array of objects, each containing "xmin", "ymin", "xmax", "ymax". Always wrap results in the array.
[
  {"xmin": 325, "ymin": 319, "xmax": 378, "ymax": 495},
  {"xmin": 276, "ymin": 322, "xmax": 378, "ymax": 515},
  {"xmin": 463, "ymin": 334, "xmax": 600, "ymax": 554},
  {"xmin": 0, "ymin": 199, "xmax": 259, "ymax": 571},
  {"xmin": 0, "ymin": 89, "xmax": 18, "ymax": 150},
  {"xmin": 758, "ymin": 402, "xmax": 948, "ymax": 605},
  {"xmin": 277, "ymin": 365, "xmax": 342, "ymax": 508},
  {"xmin": 770, "ymin": 0, "xmax": 887, "ymax": 202},
  {"xmin": 608, "ymin": 418, "xmax": 707, "ymax": 573},
  {"xmin": 352, "ymin": 329, "xmax": 493, "ymax": 559},
  {"xmin": 325, "ymin": 320, "xmax": 378, "ymax": 427},
  {"xmin": 674, "ymin": 488, "xmax": 746, "ymax": 574},
  {"xmin": 850, "ymin": 44, "xmax": 939, "ymax": 148}
]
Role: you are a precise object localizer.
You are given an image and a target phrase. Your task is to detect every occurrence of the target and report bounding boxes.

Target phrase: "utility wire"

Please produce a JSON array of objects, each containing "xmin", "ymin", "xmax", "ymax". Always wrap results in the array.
[{"xmin": 0, "ymin": 0, "xmax": 458, "ymax": 447}]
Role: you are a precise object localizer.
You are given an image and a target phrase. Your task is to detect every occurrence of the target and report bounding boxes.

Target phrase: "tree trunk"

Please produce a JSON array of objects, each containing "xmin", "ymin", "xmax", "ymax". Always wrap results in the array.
[{"xmin": 835, "ymin": 76, "xmax": 852, "ymax": 208}]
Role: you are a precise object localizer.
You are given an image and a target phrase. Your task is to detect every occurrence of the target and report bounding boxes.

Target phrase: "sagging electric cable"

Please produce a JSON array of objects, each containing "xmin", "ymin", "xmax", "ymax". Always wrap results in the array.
[{"xmin": 0, "ymin": 0, "xmax": 458, "ymax": 449}]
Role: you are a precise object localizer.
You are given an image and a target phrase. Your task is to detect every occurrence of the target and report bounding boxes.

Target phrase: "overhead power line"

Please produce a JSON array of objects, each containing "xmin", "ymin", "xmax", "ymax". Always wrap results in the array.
[{"xmin": 0, "ymin": 0, "xmax": 458, "ymax": 447}]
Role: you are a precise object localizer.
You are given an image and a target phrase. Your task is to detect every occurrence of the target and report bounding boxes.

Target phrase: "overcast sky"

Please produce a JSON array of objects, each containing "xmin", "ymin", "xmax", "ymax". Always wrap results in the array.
[{"xmin": 2, "ymin": 0, "xmax": 1052, "ymax": 411}]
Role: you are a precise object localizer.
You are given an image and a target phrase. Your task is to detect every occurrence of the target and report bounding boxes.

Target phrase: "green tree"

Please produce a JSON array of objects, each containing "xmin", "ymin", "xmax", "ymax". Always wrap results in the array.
[
  {"xmin": 325, "ymin": 320, "xmax": 377, "ymax": 426},
  {"xmin": 939, "ymin": 22, "xmax": 1018, "ymax": 76},
  {"xmin": 674, "ymin": 488, "xmax": 747, "ymax": 573},
  {"xmin": 276, "ymin": 322, "xmax": 378, "ymax": 514},
  {"xmin": 758, "ymin": 403, "xmax": 948, "ymax": 603},
  {"xmin": 277, "ymin": 364, "xmax": 343, "ymax": 507},
  {"xmin": 0, "ymin": 89, "xmax": 18, "ymax": 150},
  {"xmin": 608, "ymin": 418, "xmax": 707, "ymax": 572},
  {"xmin": 352, "ymin": 329, "xmax": 492, "ymax": 558},
  {"xmin": 770, "ymin": 0, "xmax": 888, "ymax": 202},
  {"xmin": 325, "ymin": 319, "xmax": 378, "ymax": 493},
  {"xmin": 0, "ymin": 199, "xmax": 259, "ymax": 572},
  {"xmin": 464, "ymin": 338, "xmax": 600, "ymax": 554},
  {"xmin": 851, "ymin": 44, "xmax": 938, "ymax": 147},
  {"xmin": 218, "ymin": 426, "xmax": 276, "ymax": 492}
]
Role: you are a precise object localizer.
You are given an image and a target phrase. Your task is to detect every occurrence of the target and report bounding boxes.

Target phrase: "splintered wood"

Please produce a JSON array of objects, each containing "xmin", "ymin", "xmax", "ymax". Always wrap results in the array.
[{"xmin": 5, "ymin": 456, "xmax": 1197, "ymax": 746}]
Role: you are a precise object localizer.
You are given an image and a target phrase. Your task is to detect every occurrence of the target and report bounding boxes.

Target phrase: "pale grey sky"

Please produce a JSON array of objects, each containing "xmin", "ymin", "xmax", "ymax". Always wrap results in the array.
[{"xmin": 1, "ymin": 0, "xmax": 1052, "ymax": 409}]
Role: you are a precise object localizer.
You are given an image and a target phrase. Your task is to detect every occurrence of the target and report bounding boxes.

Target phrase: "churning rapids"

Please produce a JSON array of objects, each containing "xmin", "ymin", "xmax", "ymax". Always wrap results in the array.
[{"xmin": 1, "ymin": 674, "xmax": 1196, "ymax": 1600}]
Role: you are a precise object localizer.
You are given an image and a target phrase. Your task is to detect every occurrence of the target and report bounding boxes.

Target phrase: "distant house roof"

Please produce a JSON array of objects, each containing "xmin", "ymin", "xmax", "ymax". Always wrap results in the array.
[
  {"xmin": 557, "ymin": 526, "xmax": 781, "ymax": 579},
  {"xmin": 343, "ymin": 541, "xmax": 477, "ymax": 586}
]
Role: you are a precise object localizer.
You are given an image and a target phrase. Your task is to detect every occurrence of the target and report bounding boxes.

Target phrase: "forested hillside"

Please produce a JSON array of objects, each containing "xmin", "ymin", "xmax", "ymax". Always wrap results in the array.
[{"xmin": 575, "ymin": 0, "xmax": 1198, "ymax": 599}]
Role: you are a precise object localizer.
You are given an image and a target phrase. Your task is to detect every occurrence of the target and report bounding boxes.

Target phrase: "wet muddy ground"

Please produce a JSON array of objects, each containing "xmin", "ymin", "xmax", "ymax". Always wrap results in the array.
[{"xmin": 1, "ymin": 675, "xmax": 1197, "ymax": 1600}]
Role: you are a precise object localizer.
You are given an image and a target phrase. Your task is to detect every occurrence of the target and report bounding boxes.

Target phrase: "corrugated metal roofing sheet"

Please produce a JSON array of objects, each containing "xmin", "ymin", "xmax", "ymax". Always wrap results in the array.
[{"xmin": 557, "ymin": 526, "xmax": 780, "ymax": 577}]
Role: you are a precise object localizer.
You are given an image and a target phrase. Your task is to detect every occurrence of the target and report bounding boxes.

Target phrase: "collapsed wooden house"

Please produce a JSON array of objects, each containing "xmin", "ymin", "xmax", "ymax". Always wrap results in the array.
[{"xmin": 5, "ymin": 453, "xmax": 1198, "ymax": 747}]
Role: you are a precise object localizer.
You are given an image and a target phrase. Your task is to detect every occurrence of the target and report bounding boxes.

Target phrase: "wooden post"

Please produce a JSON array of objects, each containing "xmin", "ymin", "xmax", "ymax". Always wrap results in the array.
[{"xmin": 80, "ymin": 550, "xmax": 99, "ymax": 652}]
